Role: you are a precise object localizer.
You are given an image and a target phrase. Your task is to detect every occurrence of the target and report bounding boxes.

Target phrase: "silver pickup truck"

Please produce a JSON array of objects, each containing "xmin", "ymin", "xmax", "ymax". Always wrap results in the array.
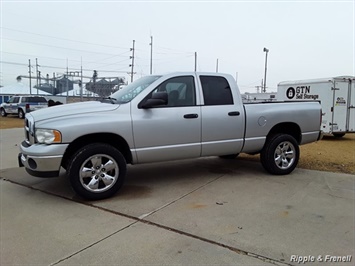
[{"xmin": 19, "ymin": 72, "xmax": 322, "ymax": 200}]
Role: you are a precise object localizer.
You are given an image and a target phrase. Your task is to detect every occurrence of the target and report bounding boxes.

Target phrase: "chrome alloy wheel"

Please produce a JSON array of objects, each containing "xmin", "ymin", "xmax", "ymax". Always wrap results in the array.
[
  {"xmin": 79, "ymin": 154, "xmax": 119, "ymax": 193},
  {"xmin": 274, "ymin": 141, "xmax": 295, "ymax": 170}
]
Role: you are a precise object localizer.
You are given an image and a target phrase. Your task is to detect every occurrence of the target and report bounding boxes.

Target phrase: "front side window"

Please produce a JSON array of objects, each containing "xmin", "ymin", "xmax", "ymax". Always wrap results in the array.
[
  {"xmin": 110, "ymin": 75, "xmax": 161, "ymax": 104},
  {"xmin": 11, "ymin": 97, "xmax": 20, "ymax": 104},
  {"xmin": 7, "ymin": 97, "xmax": 15, "ymax": 103},
  {"xmin": 148, "ymin": 76, "xmax": 196, "ymax": 107},
  {"xmin": 200, "ymin": 76, "xmax": 233, "ymax": 105}
]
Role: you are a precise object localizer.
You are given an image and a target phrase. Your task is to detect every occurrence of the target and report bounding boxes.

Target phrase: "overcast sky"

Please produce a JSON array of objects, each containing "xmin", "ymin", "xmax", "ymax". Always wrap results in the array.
[{"xmin": 1, "ymin": 0, "xmax": 354, "ymax": 93}]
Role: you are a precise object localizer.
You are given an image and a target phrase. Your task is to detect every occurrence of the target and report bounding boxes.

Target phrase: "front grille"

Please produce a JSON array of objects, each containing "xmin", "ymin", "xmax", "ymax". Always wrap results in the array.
[
  {"xmin": 25, "ymin": 118, "xmax": 30, "ymax": 143},
  {"xmin": 24, "ymin": 116, "xmax": 35, "ymax": 145}
]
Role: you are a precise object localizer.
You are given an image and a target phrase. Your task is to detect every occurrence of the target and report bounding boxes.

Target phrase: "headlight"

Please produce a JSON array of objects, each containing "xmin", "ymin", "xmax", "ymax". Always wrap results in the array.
[{"xmin": 35, "ymin": 129, "xmax": 62, "ymax": 144}]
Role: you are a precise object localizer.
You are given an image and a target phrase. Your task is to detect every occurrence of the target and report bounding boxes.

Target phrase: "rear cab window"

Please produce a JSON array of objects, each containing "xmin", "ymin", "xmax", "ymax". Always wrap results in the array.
[{"xmin": 200, "ymin": 76, "xmax": 233, "ymax": 105}]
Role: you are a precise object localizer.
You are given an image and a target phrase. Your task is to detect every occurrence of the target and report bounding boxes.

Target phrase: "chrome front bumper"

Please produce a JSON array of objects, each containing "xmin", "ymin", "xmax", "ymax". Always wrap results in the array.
[{"xmin": 19, "ymin": 141, "xmax": 68, "ymax": 177}]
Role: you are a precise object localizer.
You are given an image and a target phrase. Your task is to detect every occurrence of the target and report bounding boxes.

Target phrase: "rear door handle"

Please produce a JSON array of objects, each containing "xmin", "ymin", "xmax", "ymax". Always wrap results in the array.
[
  {"xmin": 228, "ymin": 111, "xmax": 240, "ymax": 116},
  {"xmin": 184, "ymin": 114, "xmax": 198, "ymax": 119}
]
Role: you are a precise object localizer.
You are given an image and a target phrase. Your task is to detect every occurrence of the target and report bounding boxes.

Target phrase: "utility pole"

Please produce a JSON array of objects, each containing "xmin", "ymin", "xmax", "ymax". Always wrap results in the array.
[
  {"xmin": 129, "ymin": 40, "xmax": 135, "ymax": 82},
  {"xmin": 92, "ymin": 70, "xmax": 98, "ymax": 96},
  {"xmin": 149, "ymin": 36, "xmax": 153, "ymax": 75},
  {"xmin": 35, "ymin": 58, "xmax": 39, "ymax": 93},
  {"xmin": 263, "ymin": 47, "xmax": 269, "ymax": 93},
  {"xmin": 53, "ymin": 72, "xmax": 55, "ymax": 95},
  {"xmin": 216, "ymin": 58, "xmax": 219, "ymax": 73},
  {"xmin": 28, "ymin": 59, "xmax": 32, "ymax": 94},
  {"xmin": 194, "ymin": 52, "xmax": 197, "ymax": 72},
  {"xmin": 80, "ymin": 57, "xmax": 83, "ymax": 101},
  {"xmin": 38, "ymin": 71, "xmax": 41, "ymax": 95},
  {"xmin": 66, "ymin": 59, "xmax": 69, "ymax": 100}
]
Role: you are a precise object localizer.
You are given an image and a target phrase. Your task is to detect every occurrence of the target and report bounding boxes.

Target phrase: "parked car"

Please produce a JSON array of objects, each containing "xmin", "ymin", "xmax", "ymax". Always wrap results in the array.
[
  {"xmin": 19, "ymin": 72, "xmax": 322, "ymax": 200},
  {"xmin": 0, "ymin": 95, "xmax": 48, "ymax": 119}
]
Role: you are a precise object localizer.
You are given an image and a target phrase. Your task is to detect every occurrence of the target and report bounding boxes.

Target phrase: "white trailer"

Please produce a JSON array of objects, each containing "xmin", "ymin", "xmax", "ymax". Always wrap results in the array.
[{"xmin": 277, "ymin": 76, "xmax": 355, "ymax": 137}]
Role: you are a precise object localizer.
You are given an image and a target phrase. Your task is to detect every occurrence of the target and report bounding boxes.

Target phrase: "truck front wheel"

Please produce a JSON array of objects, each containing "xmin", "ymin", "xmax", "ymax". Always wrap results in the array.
[
  {"xmin": 260, "ymin": 134, "xmax": 299, "ymax": 175},
  {"xmin": 67, "ymin": 143, "xmax": 126, "ymax": 200}
]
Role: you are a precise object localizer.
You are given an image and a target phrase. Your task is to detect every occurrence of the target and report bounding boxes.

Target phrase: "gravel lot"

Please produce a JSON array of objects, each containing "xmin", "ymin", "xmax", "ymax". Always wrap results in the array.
[{"xmin": 1, "ymin": 115, "xmax": 354, "ymax": 174}]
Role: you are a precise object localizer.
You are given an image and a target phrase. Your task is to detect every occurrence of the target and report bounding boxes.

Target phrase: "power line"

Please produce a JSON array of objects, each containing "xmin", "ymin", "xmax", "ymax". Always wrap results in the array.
[
  {"xmin": 0, "ymin": 60, "xmax": 129, "ymax": 73},
  {"xmin": 84, "ymin": 50, "xmax": 131, "ymax": 65},
  {"xmin": 2, "ymin": 37, "xmax": 128, "ymax": 56},
  {"xmin": 1, "ymin": 27, "xmax": 129, "ymax": 50},
  {"xmin": 2, "ymin": 51, "xmax": 70, "ymax": 62},
  {"xmin": 2, "ymin": 50, "xmax": 132, "ymax": 68},
  {"xmin": 95, "ymin": 58, "xmax": 131, "ymax": 68},
  {"xmin": 135, "ymin": 40, "xmax": 194, "ymax": 54},
  {"xmin": 0, "ymin": 61, "xmax": 28, "ymax": 66}
]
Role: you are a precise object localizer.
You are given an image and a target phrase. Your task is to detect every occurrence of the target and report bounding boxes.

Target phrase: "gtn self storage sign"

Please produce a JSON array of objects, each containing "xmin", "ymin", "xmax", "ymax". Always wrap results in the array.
[{"xmin": 286, "ymin": 86, "xmax": 319, "ymax": 100}]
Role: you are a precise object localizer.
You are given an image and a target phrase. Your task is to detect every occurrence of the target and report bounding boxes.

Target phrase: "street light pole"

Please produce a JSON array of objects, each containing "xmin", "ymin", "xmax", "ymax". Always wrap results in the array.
[
  {"xmin": 263, "ymin": 47, "xmax": 269, "ymax": 93},
  {"xmin": 149, "ymin": 36, "xmax": 153, "ymax": 75}
]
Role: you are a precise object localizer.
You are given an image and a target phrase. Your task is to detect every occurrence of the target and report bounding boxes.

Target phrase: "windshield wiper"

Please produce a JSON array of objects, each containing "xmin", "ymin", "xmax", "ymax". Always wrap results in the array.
[{"xmin": 101, "ymin": 97, "xmax": 117, "ymax": 104}]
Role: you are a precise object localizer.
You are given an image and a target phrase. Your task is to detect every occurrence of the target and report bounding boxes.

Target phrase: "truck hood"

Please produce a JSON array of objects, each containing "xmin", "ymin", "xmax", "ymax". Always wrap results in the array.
[{"xmin": 28, "ymin": 101, "xmax": 120, "ymax": 121}]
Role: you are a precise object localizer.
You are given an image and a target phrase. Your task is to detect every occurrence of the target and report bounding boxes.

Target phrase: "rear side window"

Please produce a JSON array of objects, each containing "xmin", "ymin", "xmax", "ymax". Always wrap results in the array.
[
  {"xmin": 26, "ymin": 97, "xmax": 47, "ymax": 103},
  {"xmin": 200, "ymin": 76, "xmax": 233, "ymax": 105}
]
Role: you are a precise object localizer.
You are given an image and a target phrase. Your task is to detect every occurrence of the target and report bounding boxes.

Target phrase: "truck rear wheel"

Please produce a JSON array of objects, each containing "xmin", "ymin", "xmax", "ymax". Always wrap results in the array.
[
  {"xmin": 0, "ymin": 108, "xmax": 7, "ymax": 117},
  {"xmin": 260, "ymin": 134, "xmax": 299, "ymax": 175},
  {"xmin": 18, "ymin": 109, "xmax": 25, "ymax": 119},
  {"xmin": 67, "ymin": 143, "xmax": 126, "ymax": 200}
]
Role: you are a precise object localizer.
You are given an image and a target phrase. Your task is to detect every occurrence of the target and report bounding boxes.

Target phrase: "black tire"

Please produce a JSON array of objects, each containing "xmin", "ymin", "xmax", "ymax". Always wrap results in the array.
[
  {"xmin": 18, "ymin": 109, "xmax": 25, "ymax": 119},
  {"xmin": 67, "ymin": 143, "xmax": 126, "ymax": 200},
  {"xmin": 260, "ymin": 134, "xmax": 299, "ymax": 175},
  {"xmin": 0, "ymin": 108, "xmax": 7, "ymax": 117},
  {"xmin": 333, "ymin": 133, "xmax": 345, "ymax": 138},
  {"xmin": 219, "ymin": 154, "xmax": 239, "ymax": 159}
]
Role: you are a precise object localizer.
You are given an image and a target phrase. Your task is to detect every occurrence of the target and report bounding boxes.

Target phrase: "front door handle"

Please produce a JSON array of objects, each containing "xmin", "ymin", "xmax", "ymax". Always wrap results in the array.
[
  {"xmin": 184, "ymin": 114, "xmax": 198, "ymax": 119},
  {"xmin": 228, "ymin": 111, "xmax": 240, "ymax": 116}
]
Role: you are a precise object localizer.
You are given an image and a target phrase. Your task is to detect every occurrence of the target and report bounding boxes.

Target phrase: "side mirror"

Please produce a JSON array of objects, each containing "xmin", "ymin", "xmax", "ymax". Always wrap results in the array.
[{"xmin": 140, "ymin": 92, "xmax": 168, "ymax": 109}]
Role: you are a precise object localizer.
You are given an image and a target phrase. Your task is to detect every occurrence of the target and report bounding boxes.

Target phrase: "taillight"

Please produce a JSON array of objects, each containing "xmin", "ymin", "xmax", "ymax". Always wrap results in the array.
[{"xmin": 25, "ymin": 104, "xmax": 30, "ymax": 109}]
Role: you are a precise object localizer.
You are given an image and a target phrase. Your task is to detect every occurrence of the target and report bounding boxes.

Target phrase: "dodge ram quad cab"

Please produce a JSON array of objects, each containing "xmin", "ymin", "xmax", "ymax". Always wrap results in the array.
[{"xmin": 18, "ymin": 72, "xmax": 322, "ymax": 200}]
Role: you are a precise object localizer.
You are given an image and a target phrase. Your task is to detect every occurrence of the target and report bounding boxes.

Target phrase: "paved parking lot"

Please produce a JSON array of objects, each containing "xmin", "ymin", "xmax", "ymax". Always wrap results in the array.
[{"xmin": 1, "ymin": 128, "xmax": 354, "ymax": 265}]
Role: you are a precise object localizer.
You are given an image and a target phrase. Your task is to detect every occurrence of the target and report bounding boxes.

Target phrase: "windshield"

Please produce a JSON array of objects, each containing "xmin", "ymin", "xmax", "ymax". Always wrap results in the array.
[{"xmin": 110, "ymin": 75, "xmax": 161, "ymax": 104}]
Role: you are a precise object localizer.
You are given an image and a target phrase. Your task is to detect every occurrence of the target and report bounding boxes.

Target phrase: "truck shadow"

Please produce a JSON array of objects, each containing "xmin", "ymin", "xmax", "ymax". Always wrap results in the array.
[
  {"xmin": 321, "ymin": 135, "xmax": 354, "ymax": 141},
  {"xmin": 127, "ymin": 157, "xmax": 253, "ymax": 179},
  {"xmin": 107, "ymin": 157, "xmax": 267, "ymax": 202}
]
